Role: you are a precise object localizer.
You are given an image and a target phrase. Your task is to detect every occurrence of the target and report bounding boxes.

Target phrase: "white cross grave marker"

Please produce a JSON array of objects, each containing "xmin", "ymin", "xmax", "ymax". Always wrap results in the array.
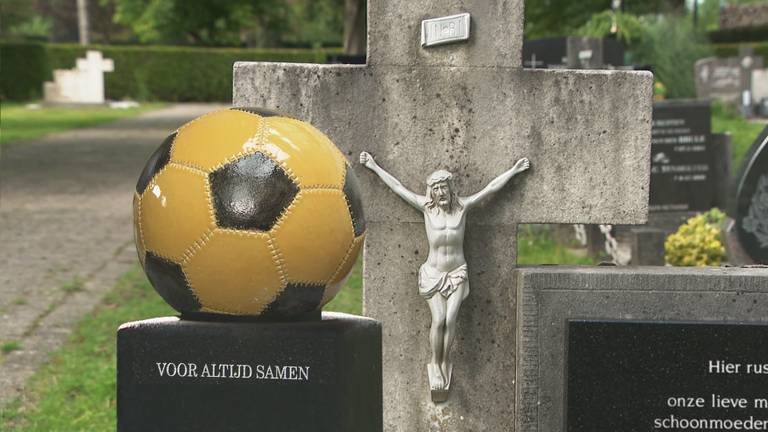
[
  {"xmin": 234, "ymin": 1, "xmax": 651, "ymax": 430},
  {"xmin": 44, "ymin": 50, "xmax": 114, "ymax": 104}
]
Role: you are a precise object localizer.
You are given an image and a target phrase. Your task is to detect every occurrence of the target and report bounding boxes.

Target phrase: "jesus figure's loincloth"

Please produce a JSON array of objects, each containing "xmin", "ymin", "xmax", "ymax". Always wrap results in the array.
[{"xmin": 418, "ymin": 263, "xmax": 468, "ymax": 300}]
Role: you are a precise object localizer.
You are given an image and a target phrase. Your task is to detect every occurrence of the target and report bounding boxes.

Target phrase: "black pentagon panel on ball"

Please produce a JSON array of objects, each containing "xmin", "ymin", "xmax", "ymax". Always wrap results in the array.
[
  {"xmin": 136, "ymin": 132, "xmax": 176, "ymax": 194},
  {"xmin": 209, "ymin": 152, "xmax": 299, "ymax": 231},
  {"xmin": 265, "ymin": 282, "xmax": 326, "ymax": 317},
  {"xmin": 343, "ymin": 163, "xmax": 366, "ymax": 237},
  {"xmin": 144, "ymin": 252, "xmax": 201, "ymax": 312},
  {"xmin": 230, "ymin": 107, "xmax": 288, "ymax": 118}
]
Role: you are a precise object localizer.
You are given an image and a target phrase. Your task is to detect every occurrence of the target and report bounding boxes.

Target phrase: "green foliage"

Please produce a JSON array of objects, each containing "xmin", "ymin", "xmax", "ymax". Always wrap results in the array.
[
  {"xmin": 0, "ymin": 102, "xmax": 164, "ymax": 146},
  {"xmin": 665, "ymin": 208, "xmax": 727, "ymax": 266},
  {"xmin": 324, "ymin": 258, "xmax": 362, "ymax": 315},
  {"xmin": 1, "ymin": 340, "xmax": 22, "ymax": 354},
  {"xmin": 711, "ymin": 101, "xmax": 768, "ymax": 172},
  {"xmin": 577, "ymin": 10, "xmax": 648, "ymax": 44},
  {"xmin": 524, "ymin": 0, "xmax": 684, "ymax": 39},
  {"xmin": 282, "ymin": 0, "xmax": 344, "ymax": 48},
  {"xmin": 110, "ymin": 0, "xmax": 275, "ymax": 46},
  {"xmin": 711, "ymin": 41, "xmax": 768, "ymax": 60},
  {"xmin": 628, "ymin": 16, "xmax": 713, "ymax": 99},
  {"xmin": 0, "ymin": 43, "xmax": 49, "ymax": 101},
  {"xmin": 517, "ymin": 225, "xmax": 597, "ymax": 265},
  {"xmin": 0, "ymin": 42, "xmax": 340, "ymax": 102}
]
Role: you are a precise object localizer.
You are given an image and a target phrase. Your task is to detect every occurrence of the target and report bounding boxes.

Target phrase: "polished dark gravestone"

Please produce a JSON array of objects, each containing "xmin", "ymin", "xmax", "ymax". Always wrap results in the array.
[
  {"xmin": 117, "ymin": 312, "xmax": 382, "ymax": 432},
  {"xmin": 568, "ymin": 321, "xmax": 768, "ymax": 432},
  {"xmin": 732, "ymin": 126, "xmax": 768, "ymax": 264},
  {"xmin": 515, "ymin": 266, "xmax": 768, "ymax": 432},
  {"xmin": 650, "ymin": 99, "xmax": 717, "ymax": 212}
]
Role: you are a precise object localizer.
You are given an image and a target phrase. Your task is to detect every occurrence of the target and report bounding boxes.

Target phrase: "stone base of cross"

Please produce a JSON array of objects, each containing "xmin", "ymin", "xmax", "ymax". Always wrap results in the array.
[{"xmin": 234, "ymin": 1, "xmax": 651, "ymax": 430}]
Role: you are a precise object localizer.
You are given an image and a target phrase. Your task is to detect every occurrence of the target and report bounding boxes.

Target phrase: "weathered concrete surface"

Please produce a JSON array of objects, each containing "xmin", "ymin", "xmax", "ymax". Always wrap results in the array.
[
  {"xmin": 234, "ymin": 65, "xmax": 652, "ymax": 226},
  {"xmin": 368, "ymin": 0, "xmax": 524, "ymax": 68},
  {"xmin": 515, "ymin": 266, "xmax": 768, "ymax": 432},
  {"xmin": 0, "ymin": 104, "xmax": 224, "ymax": 408},
  {"xmin": 235, "ymin": 63, "xmax": 651, "ymax": 432},
  {"xmin": 234, "ymin": 1, "xmax": 651, "ymax": 429}
]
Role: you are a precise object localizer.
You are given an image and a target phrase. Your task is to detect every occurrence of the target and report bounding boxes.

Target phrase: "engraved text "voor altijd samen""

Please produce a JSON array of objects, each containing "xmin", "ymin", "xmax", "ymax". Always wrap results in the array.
[{"xmin": 155, "ymin": 362, "xmax": 310, "ymax": 381}]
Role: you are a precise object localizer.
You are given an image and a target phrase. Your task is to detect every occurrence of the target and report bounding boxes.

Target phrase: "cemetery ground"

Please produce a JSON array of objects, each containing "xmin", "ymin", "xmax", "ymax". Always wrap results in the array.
[
  {"xmin": 0, "ymin": 228, "xmax": 590, "ymax": 431},
  {"xmin": 0, "ymin": 103, "xmax": 165, "ymax": 146},
  {"xmin": 0, "ymin": 103, "xmax": 224, "ymax": 429}
]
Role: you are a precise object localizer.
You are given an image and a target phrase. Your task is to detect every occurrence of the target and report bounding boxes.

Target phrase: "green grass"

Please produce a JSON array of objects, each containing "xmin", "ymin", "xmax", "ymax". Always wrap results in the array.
[
  {"xmin": 60, "ymin": 277, "xmax": 84, "ymax": 294},
  {"xmin": 0, "ymin": 102, "xmax": 165, "ymax": 146},
  {"xmin": 1, "ymin": 268, "xmax": 175, "ymax": 431},
  {"xmin": 517, "ymin": 225, "xmax": 597, "ymax": 265},
  {"xmin": 1, "ymin": 228, "xmax": 589, "ymax": 431},
  {"xmin": 1, "ymin": 341, "xmax": 22, "ymax": 355},
  {"xmin": 711, "ymin": 102, "xmax": 766, "ymax": 172}
]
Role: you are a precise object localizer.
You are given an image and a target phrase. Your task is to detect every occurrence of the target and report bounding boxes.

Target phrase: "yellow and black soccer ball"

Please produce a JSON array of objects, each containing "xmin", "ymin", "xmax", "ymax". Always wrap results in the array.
[{"xmin": 132, "ymin": 108, "xmax": 365, "ymax": 318}]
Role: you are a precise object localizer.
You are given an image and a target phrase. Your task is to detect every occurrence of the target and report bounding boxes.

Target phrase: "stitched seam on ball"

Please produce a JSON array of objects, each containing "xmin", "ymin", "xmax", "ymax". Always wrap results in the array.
[
  {"xmin": 169, "ymin": 160, "xmax": 206, "ymax": 174},
  {"xmin": 303, "ymin": 184, "xmax": 342, "ymax": 191},
  {"xmin": 256, "ymin": 144, "xmax": 300, "ymax": 186},
  {"xmin": 180, "ymin": 227, "xmax": 214, "ymax": 266},
  {"xmin": 134, "ymin": 192, "xmax": 146, "ymax": 263},
  {"xmin": 179, "ymin": 266, "xmax": 203, "ymax": 306},
  {"xmin": 279, "ymin": 118, "xmax": 346, "ymax": 188},
  {"xmin": 269, "ymin": 189, "xmax": 300, "ymax": 235},
  {"xmin": 202, "ymin": 175, "xmax": 218, "ymax": 229},
  {"xmin": 266, "ymin": 232, "xmax": 288, "ymax": 286},
  {"xmin": 175, "ymin": 109, "xmax": 225, "ymax": 136},
  {"xmin": 141, "ymin": 165, "xmax": 181, "ymax": 263},
  {"xmin": 325, "ymin": 235, "xmax": 359, "ymax": 286}
]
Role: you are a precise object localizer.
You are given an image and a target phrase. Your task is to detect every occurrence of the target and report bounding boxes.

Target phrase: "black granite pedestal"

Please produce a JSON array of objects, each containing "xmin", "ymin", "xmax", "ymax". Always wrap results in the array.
[{"xmin": 117, "ymin": 312, "xmax": 382, "ymax": 432}]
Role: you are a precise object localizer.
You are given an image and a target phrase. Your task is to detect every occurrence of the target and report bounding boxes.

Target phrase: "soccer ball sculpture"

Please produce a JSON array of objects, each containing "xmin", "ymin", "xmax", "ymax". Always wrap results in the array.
[{"xmin": 133, "ymin": 108, "xmax": 365, "ymax": 318}]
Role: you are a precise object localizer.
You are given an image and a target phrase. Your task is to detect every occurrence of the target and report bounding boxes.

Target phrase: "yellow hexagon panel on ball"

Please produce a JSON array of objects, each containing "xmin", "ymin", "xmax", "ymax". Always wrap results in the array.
[{"xmin": 133, "ymin": 108, "xmax": 366, "ymax": 319}]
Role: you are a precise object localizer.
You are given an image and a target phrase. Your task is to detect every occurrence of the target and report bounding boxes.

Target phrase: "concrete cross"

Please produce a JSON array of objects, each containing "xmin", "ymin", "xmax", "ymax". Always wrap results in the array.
[
  {"xmin": 76, "ymin": 50, "xmax": 114, "ymax": 103},
  {"xmin": 233, "ymin": 1, "xmax": 651, "ymax": 430}
]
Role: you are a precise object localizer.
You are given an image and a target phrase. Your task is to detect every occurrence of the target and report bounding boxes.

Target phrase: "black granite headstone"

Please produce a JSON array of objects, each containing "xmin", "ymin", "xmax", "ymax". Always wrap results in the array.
[
  {"xmin": 567, "ymin": 320, "xmax": 768, "ymax": 432},
  {"xmin": 650, "ymin": 100, "xmax": 717, "ymax": 212},
  {"xmin": 117, "ymin": 312, "xmax": 382, "ymax": 432},
  {"xmin": 733, "ymin": 126, "xmax": 768, "ymax": 264},
  {"xmin": 522, "ymin": 37, "xmax": 624, "ymax": 69}
]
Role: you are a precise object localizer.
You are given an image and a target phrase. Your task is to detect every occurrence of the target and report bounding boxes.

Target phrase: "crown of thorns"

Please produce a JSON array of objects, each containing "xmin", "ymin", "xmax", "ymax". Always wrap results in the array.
[{"xmin": 426, "ymin": 170, "xmax": 453, "ymax": 186}]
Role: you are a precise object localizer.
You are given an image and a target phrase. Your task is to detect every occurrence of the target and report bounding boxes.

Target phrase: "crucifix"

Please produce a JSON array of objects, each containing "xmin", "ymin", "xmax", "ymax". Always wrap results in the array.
[{"xmin": 233, "ymin": 0, "xmax": 651, "ymax": 430}]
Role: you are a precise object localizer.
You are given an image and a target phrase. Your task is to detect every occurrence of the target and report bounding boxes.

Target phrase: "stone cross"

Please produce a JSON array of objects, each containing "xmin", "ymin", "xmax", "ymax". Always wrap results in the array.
[
  {"xmin": 233, "ymin": 1, "xmax": 651, "ymax": 430},
  {"xmin": 44, "ymin": 50, "xmax": 114, "ymax": 104}
]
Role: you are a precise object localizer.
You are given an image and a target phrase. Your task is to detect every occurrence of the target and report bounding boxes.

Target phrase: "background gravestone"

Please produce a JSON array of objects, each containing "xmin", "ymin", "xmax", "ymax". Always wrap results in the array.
[
  {"xmin": 731, "ymin": 126, "xmax": 768, "ymax": 264},
  {"xmin": 521, "ymin": 37, "xmax": 624, "ymax": 70},
  {"xmin": 695, "ymin": 53, "xmax": 764, "ymax": 106},
  {"xmin": 234, "ymin": 0, "xmax": 652, "ymax": 429},
  {"xmin": 516, "ymin": 266, "xmax": 768, "ymax": 432}
]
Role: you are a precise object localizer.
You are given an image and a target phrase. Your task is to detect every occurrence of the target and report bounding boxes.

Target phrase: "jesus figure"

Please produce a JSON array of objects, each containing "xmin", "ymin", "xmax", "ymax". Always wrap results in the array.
[{"xmin": 360, "ymin": 151, "xmax": 530, "ymax": 397}]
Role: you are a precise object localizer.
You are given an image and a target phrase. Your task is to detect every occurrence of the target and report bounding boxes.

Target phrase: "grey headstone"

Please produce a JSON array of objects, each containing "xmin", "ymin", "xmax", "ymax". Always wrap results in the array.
[
  {"xmin": 695, "ymin": 55, "xmax": 764, "ymax": 105},
  {"xmin": 516, "ymin": 266, "xmax": 768, "ymax": 432}
]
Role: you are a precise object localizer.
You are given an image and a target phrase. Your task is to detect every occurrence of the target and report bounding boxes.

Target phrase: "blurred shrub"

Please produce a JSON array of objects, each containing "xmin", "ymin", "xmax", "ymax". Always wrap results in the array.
[
  {"xmin": 665, "ymin": 208, "xmax": 727, "ymax": 267},
  {"xmin": 628, "ymin": 16, "xmax": 713, "ymax": 100},
  {"xmin": 0, "ymin": 42, "xmax": 49, "ymax": 100},
  {"xmin": 711, "ymin": 41, "xmax": 768, "ymax": 59},
  {"xmin": 1, "ymin": 42, "xmax": 341, "ymax": 101}
]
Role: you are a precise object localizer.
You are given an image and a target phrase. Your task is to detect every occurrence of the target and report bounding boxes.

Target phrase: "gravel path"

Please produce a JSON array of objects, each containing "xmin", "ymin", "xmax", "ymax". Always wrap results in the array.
[{"xmin": 0, "ymin": 103, "xmax": 225, "ymax": 408}]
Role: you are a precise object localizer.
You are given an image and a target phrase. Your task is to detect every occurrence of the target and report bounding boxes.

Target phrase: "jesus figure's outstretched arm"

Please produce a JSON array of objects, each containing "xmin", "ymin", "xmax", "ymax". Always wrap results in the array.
[
  {"xmin": 360, "ymin": 151, "xmax": 426, "ymax": 211},
  {"xmin": 462, "ymin": 157, "xmax": 530, "ymax": 209}
]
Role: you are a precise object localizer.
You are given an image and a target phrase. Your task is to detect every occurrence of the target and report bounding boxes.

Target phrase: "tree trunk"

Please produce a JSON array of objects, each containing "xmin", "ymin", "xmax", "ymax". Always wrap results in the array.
[
  {"xmin": 77, "ymin": 0, "xmax": 90, "ymax": 45},
  {"xmin": 343, "ymin": 0, "xmax": 366, "ymax": 56}
]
